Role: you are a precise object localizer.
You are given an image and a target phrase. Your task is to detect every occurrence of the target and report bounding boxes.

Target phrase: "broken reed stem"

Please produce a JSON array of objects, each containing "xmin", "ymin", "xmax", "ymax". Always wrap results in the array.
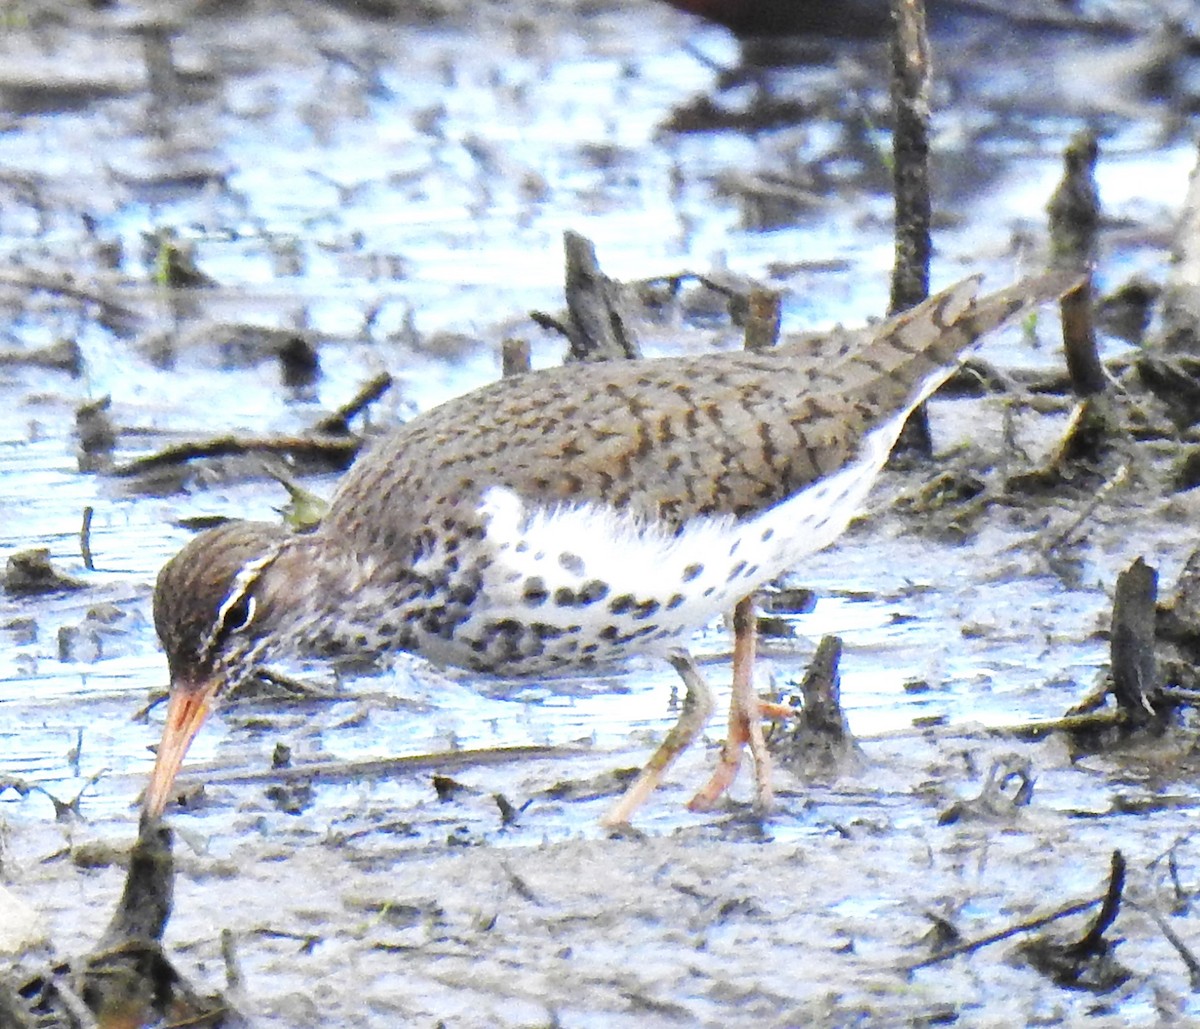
[
  {"xmin": 1109, "ymin": 557, "xmax": 1160, "ymax": 727},
  {"xmin": 111, "ymin": 433, "xmax": 361, "ymax": 477},
  {"xmin": 502, "ymin": 337, "xmax": 532, "ymax": 376},
  {"xmin": 744, "ymin": 287, "xmax": 782, "ymax": 352},
  {"xmin": 1060, "ymin": 281, "xmax": 1105, "ymax": 395},
  {"xmin": 888, "ymin": 0, "xmax": 931, "ymax": 314},
  {"xmin": 907, "ymin": 896, "xmax": 1102, "ymax": 971},
  {"xmin": 798, "ymin": 635, "xmax": 845, "ymax": 727},
  {"xmin": 168, "ymin": 744, "xmax": 567, "ymax": 790},
  {"xmin": 888, "ymin": 0, "xmax": 933, "ymax": 457},
  {"xmin": 1069, "ymin": 850, "xmax": 1125, "ymax": 956},
  {"xmin": 79, "ymin": 506, "xmax": 94, "ymax": 571},
  {"xmin": 562, "ymin": 230, "xmax": 641, "ymax": 362},
  {"xmin": 1048, "ymin": 129, "xmax": 1105, "ymax": 396},
  {"xmin": 221, "ymin": 929, "xmax": 244, "ymax": 992},
  {"xmin": 313, "ymin": 371, "xmax": 394, "ymax": 434},
  {"xmin": 912, "ymin": 853, "xmax": 1124, "ymax": 974}
]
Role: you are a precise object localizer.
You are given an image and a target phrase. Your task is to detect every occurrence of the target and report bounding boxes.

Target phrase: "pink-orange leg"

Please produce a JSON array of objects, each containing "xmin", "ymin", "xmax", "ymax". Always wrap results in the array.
[
  {"xmin": 600, "ymin": 649, "xmax": 716, "ymax": 828},
  {"xmin": 688, "ymin": 596, "xmax": 774, "ymax": 813}
]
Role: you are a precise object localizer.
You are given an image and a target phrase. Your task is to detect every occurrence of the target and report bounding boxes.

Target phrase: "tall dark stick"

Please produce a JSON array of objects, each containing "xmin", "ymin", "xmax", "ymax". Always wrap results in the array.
[{"xmin": 889, "ymin": 0, "xmax": 934, "ymax": 456}]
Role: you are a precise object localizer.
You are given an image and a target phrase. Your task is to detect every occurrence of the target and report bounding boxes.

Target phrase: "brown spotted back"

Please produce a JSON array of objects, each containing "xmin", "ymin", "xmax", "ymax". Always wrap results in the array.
[{"xmin": 322, "ymin": 274, "xmax": 1071, "ymax": 562}]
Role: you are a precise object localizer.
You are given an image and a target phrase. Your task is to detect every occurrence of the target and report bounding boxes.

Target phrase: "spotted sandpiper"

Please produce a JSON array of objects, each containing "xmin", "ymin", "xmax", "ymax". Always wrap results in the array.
[{"xmin": 145, "ymin": 272, "xmax": 1076, "ymax": 824}]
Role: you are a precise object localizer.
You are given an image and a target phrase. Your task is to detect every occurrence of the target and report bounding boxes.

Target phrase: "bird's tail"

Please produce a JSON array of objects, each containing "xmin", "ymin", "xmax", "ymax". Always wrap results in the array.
[
  {"xmin": 798, "ymin": 269, "xmax": 1084, "ymax": 417},
  {"xmin": 886, "ymin": 269, "xmax": 1084, "ymax": 402},
  {"xmin": 943, "ymin": 268, "xmax": 1083, "ymax": 351}
]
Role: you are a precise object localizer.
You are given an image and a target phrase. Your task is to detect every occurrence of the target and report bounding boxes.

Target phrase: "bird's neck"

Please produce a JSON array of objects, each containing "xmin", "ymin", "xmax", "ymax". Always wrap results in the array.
[{"xmin": 259, "ymin": 533, "xmax": 422, "ymax": 661}]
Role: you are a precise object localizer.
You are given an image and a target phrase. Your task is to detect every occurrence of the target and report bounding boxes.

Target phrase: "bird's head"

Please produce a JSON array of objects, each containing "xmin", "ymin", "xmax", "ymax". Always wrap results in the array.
[{"xmin": 145, "ymin": 520, "xmax": 291, "ymax": 817}]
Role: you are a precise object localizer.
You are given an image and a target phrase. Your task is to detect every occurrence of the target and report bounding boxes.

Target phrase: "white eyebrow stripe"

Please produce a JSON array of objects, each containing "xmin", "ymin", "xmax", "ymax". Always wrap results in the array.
[{"xmin": 198, "ymin": 549, "xmax": 278, "ymax": 666}]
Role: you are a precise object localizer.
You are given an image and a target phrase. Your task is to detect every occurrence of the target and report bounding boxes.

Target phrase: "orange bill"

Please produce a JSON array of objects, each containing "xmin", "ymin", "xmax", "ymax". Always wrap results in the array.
[{"xmin": 143, "ymin": 677, "xmax": 221, "ymax": 818}]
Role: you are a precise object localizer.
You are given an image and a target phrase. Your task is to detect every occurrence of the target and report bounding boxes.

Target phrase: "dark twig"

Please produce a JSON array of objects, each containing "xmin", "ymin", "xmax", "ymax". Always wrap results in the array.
[
  {"xmin": 1131, "ymin": 901, "xmax": 1200, "ymax": 990},
  {"xmin": 79, "ymin": 507, "xmax": 95, "ymax": 571},
  {"xmin": 1016, "ymin": 851, "xmax": 1131, "ymax": 992},
  {"xmin": 312, "ymin": 371, "xmax": 393, "ymax": 434},
  {"xmin": 110, "ymin": 434, "xmax": 361, "ymax": 477},
  {"xmin": 165, "ymin": 744, "xmax": 570, "ymax": 791},
  {"xmin": 1068, "ymin": 851, "xmax": 1125, "ymax": 957},
  {"xmin": 888, "ymin": 0, "xmax": 933, "ymax": 457},
  {"xmin": 907, "ymin": 897, "xmax": 1102, "ymax": 971},
  {"xmin": 221, "ymin": 929, "xmax": 244, "ymax": 992},
  {"xmin": 112, "ymin": 366, "xmax": 396, "ymax": 474}
]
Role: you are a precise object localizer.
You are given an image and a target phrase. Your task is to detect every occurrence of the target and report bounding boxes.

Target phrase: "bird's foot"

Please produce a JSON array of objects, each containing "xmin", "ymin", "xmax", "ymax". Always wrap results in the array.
[
  {"xmin": 686, "ymin": 731, "xmax": 745, "ymax": 811},
  {"xmin": 759, "ymin": 699, "xmax": 801, "ymax": 720},
  {"xmin": 599, "ymin": 649, "xmax": 715, "ymax": 828},
  {"xmin": 689, "ymin": 597, "xmax": 774, "ymax": 813},
  {"xmin": 686, "ymin": 701, "xmax": 775, "ymax": 813}
]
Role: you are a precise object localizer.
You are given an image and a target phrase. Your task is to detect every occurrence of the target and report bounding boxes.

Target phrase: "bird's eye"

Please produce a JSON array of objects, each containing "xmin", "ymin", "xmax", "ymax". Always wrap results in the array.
[{"xmin": 219, "ymin": 594, "xmax": 257, "ymax": 637}]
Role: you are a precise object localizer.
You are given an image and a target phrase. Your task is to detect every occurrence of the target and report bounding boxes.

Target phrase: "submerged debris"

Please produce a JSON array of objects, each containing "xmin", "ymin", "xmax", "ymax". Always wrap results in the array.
[
  {"xmin": 909, "ymin": 852, "xmax": 1127, "ymax": 985},
  {"xmin": 938, "ymin": 754, "xmax": 1034, "ymax": 825},
  {"xmin": 3, "ymin": 549, "xmax": 87, "ymax": 596},
  {"xmin": 1017, "ymin": 851, "xmax": 1131, "ymax": 993},
  {"xmin": 774, "ymin": 635, "xmax": 863, "ymax": 778},
  {"xmin": 108, "ymin": 372, "xmax": 393, "ymax": 484},
  {"xmin": 1135, "ymin": 353, "xmax": 1200, "ymax": 429},
  {"xmin": 0, "ymin": 338, "xmax": 82, "ymax": 376},
  {"xmin": 742, "ymin": 286, "xmax": 782, "ymax": 352},
  {"xmin": 501, "ymin": 336, "xmax": 532, "ymax": 377}
]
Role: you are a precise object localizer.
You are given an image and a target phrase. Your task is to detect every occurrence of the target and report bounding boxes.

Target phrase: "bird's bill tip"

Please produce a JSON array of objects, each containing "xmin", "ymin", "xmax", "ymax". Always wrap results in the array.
[{"xmin": 143, "ymin": 677, "xmax": 220, "ymax": 818}]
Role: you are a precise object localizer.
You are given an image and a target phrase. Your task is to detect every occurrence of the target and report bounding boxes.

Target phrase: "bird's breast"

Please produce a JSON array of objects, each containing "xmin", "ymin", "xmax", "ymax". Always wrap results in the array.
[
  {"xmin": 381, "ymin": 480, "xmax": 857, "ymax": 677},
  {"xmin": 310, "ymin": 413, "xmax": 901, "ymax": 678}
]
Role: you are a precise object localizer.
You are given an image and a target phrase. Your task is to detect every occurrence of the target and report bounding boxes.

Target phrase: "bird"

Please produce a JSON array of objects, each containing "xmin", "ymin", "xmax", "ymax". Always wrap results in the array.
[
  {"xmin": 660, "ymin": 0, "xmax": 891, "ymax": 39},
  {"xmin": 659, "ymin": 0, "xmax": 1120, "ymax": 40},
  {"xmin": 144, "ymin": 271, "xmax": 1077, "ymax": 825}
]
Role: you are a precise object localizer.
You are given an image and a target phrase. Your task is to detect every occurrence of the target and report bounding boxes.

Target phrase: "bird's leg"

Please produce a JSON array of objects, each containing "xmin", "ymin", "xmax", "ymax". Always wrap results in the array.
[
  {"xmin": 688, "ymin": 596, "xmax": 773, "ymax": 812},
  {"xmin": 600, "ymin": 648, "xmax": 715, "ymax": 828}
]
